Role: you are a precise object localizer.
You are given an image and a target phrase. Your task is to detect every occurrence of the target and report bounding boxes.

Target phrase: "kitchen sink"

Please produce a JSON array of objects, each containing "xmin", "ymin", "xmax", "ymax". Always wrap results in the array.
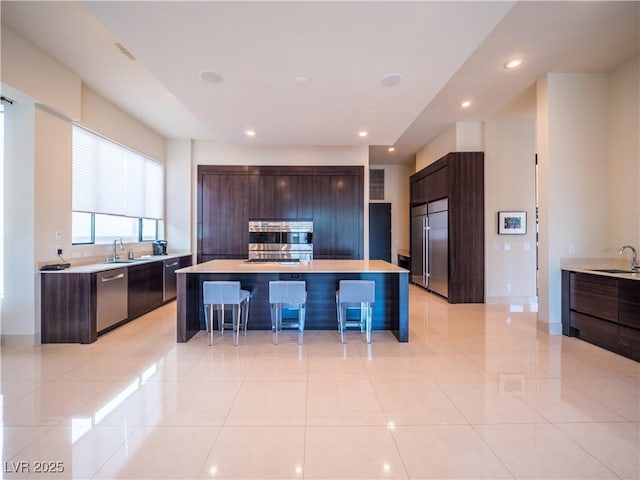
[
  {"xmin": 589, "ymin": 268, "xmax": 635, "ymax": 274},
  {"xmin": 105, "ymin": 258, "xmax": 146, "ymax": 264}
]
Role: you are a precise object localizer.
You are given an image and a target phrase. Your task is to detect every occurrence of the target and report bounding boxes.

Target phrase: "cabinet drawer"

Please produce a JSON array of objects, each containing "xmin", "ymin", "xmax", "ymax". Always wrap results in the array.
[
  {"xmin": 619, "ymin": 280, "xmax": 640, "ymax": 329},
  {"xmin": 570, "ymin": 273, "xmax": 618, "ymax": 322},
  {"xmin": 570, "ymin": 311, "xmax": 619, "ymax": 351},
  {"xmin": 618, "ymin": 326, "xmax": 640, "ymax": 361}
]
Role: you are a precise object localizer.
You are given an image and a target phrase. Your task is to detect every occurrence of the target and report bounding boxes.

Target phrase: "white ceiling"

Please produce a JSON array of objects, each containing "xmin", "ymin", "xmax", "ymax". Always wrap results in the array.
[{"xmin": 2, "ymin": 1, "xmax": 638, "ymax": 165}]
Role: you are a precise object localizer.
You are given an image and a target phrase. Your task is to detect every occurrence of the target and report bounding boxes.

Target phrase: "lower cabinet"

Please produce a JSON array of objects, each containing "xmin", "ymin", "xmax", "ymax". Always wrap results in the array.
[
  {"xmin": 128, "ymin": 261, "xmax": 164, "ymax": 320},
  {"xmin": 41, "ymin": 255, "xmax": 192, "ymax": 344},
  {"xmin": 562, "ymin": 270, "xmax": 640, "ymax": 361},
  {"xmin": 41, "ymin": 272, "xmax": 97, "ymax": 344}
]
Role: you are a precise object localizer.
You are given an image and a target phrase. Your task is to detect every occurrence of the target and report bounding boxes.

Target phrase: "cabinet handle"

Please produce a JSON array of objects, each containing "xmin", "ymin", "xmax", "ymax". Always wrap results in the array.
[
  {"xmin": 101, "ymin": 273, "xmax": 125, "ymax": 282},
  {"xmin": 165, "ymin": 261, "xmax": 179, "ymax": 268}
]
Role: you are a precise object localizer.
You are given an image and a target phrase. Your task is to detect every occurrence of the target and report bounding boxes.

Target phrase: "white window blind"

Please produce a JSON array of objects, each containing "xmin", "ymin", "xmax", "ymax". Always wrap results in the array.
[{"xmin": 72, "ymin": 126, "xmax": 163, "ymax": 220}]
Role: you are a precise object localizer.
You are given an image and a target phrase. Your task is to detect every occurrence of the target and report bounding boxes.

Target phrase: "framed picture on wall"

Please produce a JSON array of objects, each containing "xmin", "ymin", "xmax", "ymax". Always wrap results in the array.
[{"xmin": 498, "ymin": 211, "xmax": 527, "ymax": 235}]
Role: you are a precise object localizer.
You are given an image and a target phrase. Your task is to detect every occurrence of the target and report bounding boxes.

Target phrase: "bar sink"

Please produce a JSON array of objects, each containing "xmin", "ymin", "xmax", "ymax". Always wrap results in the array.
[{"xmin": 589, "ymin": 268, "xmax": 635, "ymax": 274}]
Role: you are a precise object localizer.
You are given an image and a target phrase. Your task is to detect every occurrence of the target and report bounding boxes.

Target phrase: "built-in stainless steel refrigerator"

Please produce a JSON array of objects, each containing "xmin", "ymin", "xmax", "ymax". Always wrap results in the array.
[{"xmin": 410, "ymin": 199, "xmax": 448, "ymax": 298}]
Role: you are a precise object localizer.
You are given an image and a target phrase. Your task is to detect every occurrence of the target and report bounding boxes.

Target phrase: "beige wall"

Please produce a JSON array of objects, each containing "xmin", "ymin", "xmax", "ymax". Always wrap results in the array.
[
  {"xmin": 1, "ymin": 26, "xmax": 81, "ymax": 120},
  {"xmin": 3, "ymin": 102, "xmax": 36, "ymax": 340},
  {"xmin": 415, "ymin": 122, "xmax": 485, "ymax": 171},
  {"xmin": 415, "ymin": 124, "xmax": 456, "ymax": 171},
  {"xmin": 484, "ymin": 86, "xmax": 537, "ymax": 302},
  {"xmin": 80, "ymin": 86, "xmax": 165, "ymax": 162},
  {"xmin": 608, "ymin": 57, "xmax": 640, "ymax": 249},
  {"xmin": 165, "ymin": 138, "xmax": 192, "ymax": 253},
  {"xmin": 538, "ymin": 72, "xmax": 612, "ymax": 333},
  {"xmin": 193, "ymin": 143, "xmax": 368, "ymax": 167}
]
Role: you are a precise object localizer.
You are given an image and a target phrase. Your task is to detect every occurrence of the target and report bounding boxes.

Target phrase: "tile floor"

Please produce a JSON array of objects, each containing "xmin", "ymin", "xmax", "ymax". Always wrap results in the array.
[{"xmin": 1, "ymin": 285, "xmax": 639, "ymax": 479}]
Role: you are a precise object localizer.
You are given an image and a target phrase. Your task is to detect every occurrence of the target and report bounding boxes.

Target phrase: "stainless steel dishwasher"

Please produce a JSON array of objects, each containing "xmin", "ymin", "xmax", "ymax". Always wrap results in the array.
[
  {"xmin": 96, "ymin": 268, "xmax": 128, "ymax": 332},
  {"xmin": 163, "ymin": 258, "xmax": 180, "ymax": 301}
]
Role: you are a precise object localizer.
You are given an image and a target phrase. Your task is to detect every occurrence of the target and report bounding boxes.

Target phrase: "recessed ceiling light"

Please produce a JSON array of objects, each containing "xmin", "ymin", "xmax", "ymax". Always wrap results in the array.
[
  {"xmin": 388, "ymin": 147, "xmax": 395, "ymax": 152},
  {"xmin": 245, "ymin": 130, "xmax": 256, "ymax": 137},
  {"xmin": 504, "ymin": 58, "xmax": 523, "ymax": 70},
  {"xmin": 201, "ymin": 70, "xmax": 223, "ymax": 84},
  {"xmin": 461, "ymin": 100, "xmax": 472, "ymax": 108},
  {"xmin": 358, "ymin": 131, "xmax": 368, "ymax": 137},
  {"xmin": 381, "ymin": 73, "xmax": 403, "ymax": 87},
  {"xmin": 296, "ymin": 75, "xmax": 312, "ymax": 86}
]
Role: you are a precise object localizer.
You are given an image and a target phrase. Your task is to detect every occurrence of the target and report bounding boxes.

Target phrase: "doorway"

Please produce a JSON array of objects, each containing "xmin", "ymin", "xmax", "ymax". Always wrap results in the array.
[{"xmin": 369, "ymin": 203, "xmax": 391, "ymax": 262}]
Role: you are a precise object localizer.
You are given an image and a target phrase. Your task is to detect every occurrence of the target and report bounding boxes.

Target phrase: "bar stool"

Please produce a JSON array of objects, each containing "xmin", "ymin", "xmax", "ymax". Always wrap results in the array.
[
  {"xmin": 336, "ymin": 280, "xmax": 375, "ymax": 344},
  {"xmin": 269, "ymin": 281, "xmax": 307, "ymax": 345},
  {"xmin": 202, "ymin": 281, "xmax": 251, "ymax": 346}
]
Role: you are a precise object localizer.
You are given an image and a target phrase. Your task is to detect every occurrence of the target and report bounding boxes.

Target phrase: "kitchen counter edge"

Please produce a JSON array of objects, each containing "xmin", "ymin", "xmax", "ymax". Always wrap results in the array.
[
  {"xmin": 39, "ymin": 253, "xmax": 192, "ymax": 274},
  {"xmin": 177, "ymin": 259, "xmax": 408, "ymax": 274},
  {"xmin": 562, "ymin": 265, "xmax": 640, "ymax": 281}
]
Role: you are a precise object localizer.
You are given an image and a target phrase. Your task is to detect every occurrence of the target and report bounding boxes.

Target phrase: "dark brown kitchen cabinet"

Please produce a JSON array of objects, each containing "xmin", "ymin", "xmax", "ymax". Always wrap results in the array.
[
  {"xmin": 127, "ymin": 261, "xmax": 164, "ymax": 319},
  {"xmin": 198, "ymin": 166, "xmax": 249, "ymax": 262},
  {"xmin": 562, "ymin": 270, "xmax": 640, "ymax": 361},
  {"xmin": 41, "ymin": 273, "xmax": 96, "ymax": 344},
  {"xmin": 41, "ymin": 256, "xmax": 190, "ymax": 344},
  {"xmin": 197, "ymin": 165, "xmax": 363, "ymax": 260},
  {"xmin": 312, "ymin": 172, "xmax": 363, "ymax": 259},
  {"xmin": 570, "ymin": 273, "xmax": 618, "ymax": 323},
  {"xmin": 411, "ymin": 164, "xmax": 448, "ymax": 205},
  {"xmin": 332, "ymin": 174, "xmax": 363, "ymax": 258},
  {"xmin": 248, "ymin": 166, "xmax": 315, "ymax": 219},
  {"xmin": 409, "ymin": 152, "xmax": 484, "ymax": 303},
  {"xmin": 619, "ymin": 280, "xmax": 640, "ymax": 329}
]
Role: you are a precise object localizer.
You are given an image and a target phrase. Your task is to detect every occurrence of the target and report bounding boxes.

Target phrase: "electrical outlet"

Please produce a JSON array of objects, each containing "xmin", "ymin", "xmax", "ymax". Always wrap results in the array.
[
  {"xmin": 55, "ymin": 231, "xmax": 62, "ymax": 240},
  {"xmin": 56, "ymin": 245, "xmax": 62, "ymax": 255}
]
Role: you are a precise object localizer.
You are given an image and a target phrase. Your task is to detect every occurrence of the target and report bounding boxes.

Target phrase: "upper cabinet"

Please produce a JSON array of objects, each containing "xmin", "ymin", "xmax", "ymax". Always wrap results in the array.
[
  {"xmin": 198, "ymin": 166, "xmax": 249, "ymax": 261},
  {"xmin": 197, "ymin": 165, "xmax": 363, "ymax": 262}
]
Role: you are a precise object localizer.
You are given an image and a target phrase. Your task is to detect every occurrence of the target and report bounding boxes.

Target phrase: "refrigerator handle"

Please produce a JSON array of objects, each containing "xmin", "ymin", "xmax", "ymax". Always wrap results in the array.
[{"xmin": 423, "ymin": 216, "xmax": 429, "ymax": 284}]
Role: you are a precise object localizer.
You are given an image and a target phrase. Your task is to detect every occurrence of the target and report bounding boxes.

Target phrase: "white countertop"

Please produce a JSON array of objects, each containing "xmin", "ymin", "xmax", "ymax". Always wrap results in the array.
[
  {"xmin": 563, "ymin": 265, "xmax": 640, "ymax": 281},
  {"xmin": 39, "ymin": 253, "xmax": 191, "ymax": 274},
  {"xmin": 178, "ymin": 259, "xmax": 407, "ymax": 274}
]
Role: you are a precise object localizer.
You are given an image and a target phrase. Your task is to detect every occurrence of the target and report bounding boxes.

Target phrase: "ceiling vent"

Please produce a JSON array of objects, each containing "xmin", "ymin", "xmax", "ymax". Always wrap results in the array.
[{"xmin": 115, "ymin": 43, "xmax": 136, "ymax": 61}]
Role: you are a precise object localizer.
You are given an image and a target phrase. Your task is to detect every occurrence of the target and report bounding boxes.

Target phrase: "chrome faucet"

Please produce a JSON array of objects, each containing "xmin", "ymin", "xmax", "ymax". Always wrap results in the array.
[
  {"xmin": 113, "ymin": 237, "xmax": 124, "ymax": 262},
  {"xmin": 618, "ymin": 245, "xmax": 639, "ymax": 272}
]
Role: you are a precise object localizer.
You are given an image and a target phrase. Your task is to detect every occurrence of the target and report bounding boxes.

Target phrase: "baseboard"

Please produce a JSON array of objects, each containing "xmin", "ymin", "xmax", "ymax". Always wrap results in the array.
[
  {"xmin": 537, "ymin": 319, "xmax": 563, "ymax": 336},
  {"xmin": 485, "ymin": 296, "xmax": 538, "ymax": 308},
  {"xmin": 1, "ymin": 333, "xmax": 39, "ymax": 346}
]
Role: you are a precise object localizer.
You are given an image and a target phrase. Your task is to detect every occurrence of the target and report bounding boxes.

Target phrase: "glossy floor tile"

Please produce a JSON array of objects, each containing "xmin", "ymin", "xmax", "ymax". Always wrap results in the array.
[{"xmin": 1, "ymin": 285, "xmax": 639, "ymax": 479}]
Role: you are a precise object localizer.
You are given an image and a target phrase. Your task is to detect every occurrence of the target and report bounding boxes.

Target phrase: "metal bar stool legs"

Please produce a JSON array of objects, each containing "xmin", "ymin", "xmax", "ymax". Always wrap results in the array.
[
  {"xmin": 336, "ymin": 280, "xmax": 375, "ymax": 344},
  {"xmin": 269, "ymin": 281, "xmax": 307, "ymax": 345}
]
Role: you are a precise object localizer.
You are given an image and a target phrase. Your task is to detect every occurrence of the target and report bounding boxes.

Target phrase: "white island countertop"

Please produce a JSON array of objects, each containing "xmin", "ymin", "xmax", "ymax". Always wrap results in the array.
[{"xmin": 178, "ymin": 259, "xmax": 408, "ymax": 274}]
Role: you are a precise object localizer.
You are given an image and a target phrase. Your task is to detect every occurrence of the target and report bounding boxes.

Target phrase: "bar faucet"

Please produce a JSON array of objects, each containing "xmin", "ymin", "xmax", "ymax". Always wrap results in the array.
[
  {"xmin": 618, "ymin": 245, "xmax": 639, "ymax": 272},
  {"xmin": 113, "ymin": 237, "xmax": 124, "ymax": 262}
]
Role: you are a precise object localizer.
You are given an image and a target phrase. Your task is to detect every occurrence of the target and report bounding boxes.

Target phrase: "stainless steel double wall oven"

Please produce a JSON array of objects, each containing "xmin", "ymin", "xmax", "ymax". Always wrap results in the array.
[{"xmin": 248, "ymin": 220, "xmax": 313, "ymax": 261}]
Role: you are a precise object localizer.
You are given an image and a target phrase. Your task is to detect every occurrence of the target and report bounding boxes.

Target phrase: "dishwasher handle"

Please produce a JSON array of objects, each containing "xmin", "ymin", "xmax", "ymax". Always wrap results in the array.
[
  {"xmin": 101, "ymin": 272, "xmax": 125, "ymax": 283},
  {"xmin": 165, "ymin": 261, "xmax": 179, "ymax": 268}
]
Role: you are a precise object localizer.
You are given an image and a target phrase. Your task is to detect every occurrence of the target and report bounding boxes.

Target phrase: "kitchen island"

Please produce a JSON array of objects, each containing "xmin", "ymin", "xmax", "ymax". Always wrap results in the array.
[{"xmin": 176, "ymin": 259, "xmax": 409, "ymax": 342}]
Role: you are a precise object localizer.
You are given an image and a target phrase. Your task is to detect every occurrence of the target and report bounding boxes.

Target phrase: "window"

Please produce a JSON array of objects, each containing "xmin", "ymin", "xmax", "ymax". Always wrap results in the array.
[{"xmin": 72, "ymin": 126, "xmax": 163, "ymax": 244}]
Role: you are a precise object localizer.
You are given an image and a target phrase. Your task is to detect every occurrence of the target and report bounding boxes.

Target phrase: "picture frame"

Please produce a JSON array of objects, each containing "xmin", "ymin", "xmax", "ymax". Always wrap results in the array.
[{"xmin": 498, "ymin": 211, "xmax": 526, "ymax": 235}]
